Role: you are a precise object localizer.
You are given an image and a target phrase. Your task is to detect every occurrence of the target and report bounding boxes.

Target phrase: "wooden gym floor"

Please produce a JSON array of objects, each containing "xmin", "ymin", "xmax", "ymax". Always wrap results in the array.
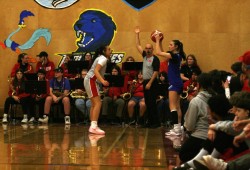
[{"xmin": 0, "ymin": 122, "xmax": 181, "ymax": 170}]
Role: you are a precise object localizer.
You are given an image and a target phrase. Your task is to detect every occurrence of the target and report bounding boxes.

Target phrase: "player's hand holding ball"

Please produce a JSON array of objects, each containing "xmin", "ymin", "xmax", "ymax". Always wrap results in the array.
[{"xmin": 151, "ymin": 30, "xmax": 164, "ymax": 42}]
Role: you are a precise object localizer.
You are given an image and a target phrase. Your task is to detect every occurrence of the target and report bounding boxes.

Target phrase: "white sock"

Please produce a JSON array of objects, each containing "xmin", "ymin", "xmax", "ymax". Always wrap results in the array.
[
  {"xmin": 187, "ymin": 148, "xmax": 209, "ymax": 167},
  {"xmin": 91, "ymin": 121, "xmax": 97, "ymax": 128},
  {"xmin": 211, "ymin": 148, "xmax": 221, "ymax": 158}
]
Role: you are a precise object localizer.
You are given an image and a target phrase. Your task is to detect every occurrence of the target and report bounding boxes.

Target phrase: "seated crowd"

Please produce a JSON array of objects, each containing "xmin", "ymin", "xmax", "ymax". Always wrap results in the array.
[
  {"xmin": 2, "ymin": 54, "xmax": 156, "ymax": 127},
  {"xmin": 171, "ymin": 51, "xmax": 250, "ymax": 170},
  {"xmin": 2, "ymin": 49, "xmax": 250, "ymax": 170},
  {"xmin": 2, "ymin": 22, "xmax": 250, "ymax": 169}
]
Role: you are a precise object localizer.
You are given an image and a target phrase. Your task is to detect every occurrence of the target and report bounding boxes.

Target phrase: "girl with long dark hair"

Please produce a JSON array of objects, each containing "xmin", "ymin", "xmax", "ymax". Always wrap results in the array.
[
  {"xmin": 84, "ymin": 45, "xmax": 112, "ymax": 135},
  {"xmin": 2, "ymin": 69, "xmax": 31, "ymax": 123},
  {"xmin": 155, "ymin": 34, "xmax": 186, "ymax": 134}
]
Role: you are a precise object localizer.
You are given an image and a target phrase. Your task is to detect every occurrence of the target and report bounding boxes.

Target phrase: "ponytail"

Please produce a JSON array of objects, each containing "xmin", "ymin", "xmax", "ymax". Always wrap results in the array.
[
  {"xmin": 92, "ymin": 45, "xmax": 108, "ymax": 62},
  {"xmin": 173, "ymin": 40, "xmax": 186, "ymax": 61}
]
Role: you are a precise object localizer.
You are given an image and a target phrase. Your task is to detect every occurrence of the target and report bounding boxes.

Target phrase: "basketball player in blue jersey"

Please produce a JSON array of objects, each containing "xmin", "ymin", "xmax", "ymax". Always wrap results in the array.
[{"xmin": 155, "ymin": 33, "xmax": 186, "ymax": 135}]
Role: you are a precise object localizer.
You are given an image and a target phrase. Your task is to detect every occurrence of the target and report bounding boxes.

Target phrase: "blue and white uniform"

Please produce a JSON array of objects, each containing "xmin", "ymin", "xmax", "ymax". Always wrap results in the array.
[{"xmin": 167, "ymin": 52, "xmax": 183, "ymax": 93}]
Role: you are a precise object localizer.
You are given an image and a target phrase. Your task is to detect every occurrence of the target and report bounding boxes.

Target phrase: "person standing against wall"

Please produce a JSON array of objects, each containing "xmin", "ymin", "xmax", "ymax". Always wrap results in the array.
[{"xmin": 135, "ymin": 27, "xmax": 160, "ymax": 128}]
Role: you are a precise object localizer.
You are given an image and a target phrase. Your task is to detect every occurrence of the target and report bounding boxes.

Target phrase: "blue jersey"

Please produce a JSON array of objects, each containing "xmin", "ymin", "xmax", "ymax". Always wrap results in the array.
[
  {"xmin": 49, "ymin": 77, "xmax": 71, "ymax": 92},
  {"xmin": 168, "ymin": 53, "xmax": 183, "ymax": 86}
]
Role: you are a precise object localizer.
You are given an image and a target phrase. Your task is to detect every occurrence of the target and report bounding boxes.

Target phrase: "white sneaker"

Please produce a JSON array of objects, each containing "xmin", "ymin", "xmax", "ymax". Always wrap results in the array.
[
  {"xmin": 64, "ymin": 116, "xmax": 71, "ymax": 125},
  {"xmin": 165, "ymin": 124, "xmax": 182, "ymax": 136},
  {"xmin": 89, "ymin": 126, "xmax": 105, "ymax": 135},
  {"xmin": 28, "ymin": 117, "xmax": 35, "ymax": 124},
  {"xmin": 2, "ymin": 114, "xmax": 8, "ymax": 123},
  {"xmin": 38, "ymin": 115, "xmax": 49, "ymax": 124},
  {"xmin": 21, "ymin": 115, "xmax": 28, "ymax": 124},
  {"xmin": 203, "ymin": 155, "xmax": 227, "ymax": 170}
]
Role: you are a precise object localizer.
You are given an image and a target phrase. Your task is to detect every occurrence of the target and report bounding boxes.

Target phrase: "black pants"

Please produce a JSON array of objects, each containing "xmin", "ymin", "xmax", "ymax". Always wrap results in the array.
[
  {"xmin": 30, "ymin": 97, "xmax": 46, "ymax": 118},
  {"xmin": 143, "ymin": 79, "xmax": 160, "ymax": 126},
  {"xmin": 203, "ymin": 131, "xmax": 248, "ymax": 156},
  {"xmin": 179, "ymin": 135, "xmax": 206, "ymax": 162},
  {"xmin": 157, "ymin": 98, "xmax": 170, "ymax": 123},
  {"xmin": 4, "ymin": 96, "xmax": 31, "ymax": 116}
]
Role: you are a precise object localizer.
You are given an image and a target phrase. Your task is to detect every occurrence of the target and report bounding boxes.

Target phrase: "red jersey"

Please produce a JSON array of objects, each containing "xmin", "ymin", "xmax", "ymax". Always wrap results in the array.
[
  {"xmin": 183, "ymin": 79, "xmax": 197, "ymax": 97},
  {"xmin": 8, "ymin": 81, "xmax": 30, "ymax": 98},
  {"xmin": 11, "ymin": 63, "xmax": 34, "ymax": 77},
  {"xmin": 242, "ymin": 79, "xmax": 250, "ymax": 92},
  {"xmin": 159, "ymin": 61, "xmax": 168, "ymax": 73},
  {"xmin": 132, "ymin": 81, "xmax": 144, "ymax": 97},
  {"xmin": 36, "ymin": 59, "xmax": 55, "ymax": 80},
  {"xmin": 108, "ymin": 87, "xmax": 124, "ymax": 98},
  {"xmin": 60, "ymin": 63, "xmax": 76, "ymax": 79}
]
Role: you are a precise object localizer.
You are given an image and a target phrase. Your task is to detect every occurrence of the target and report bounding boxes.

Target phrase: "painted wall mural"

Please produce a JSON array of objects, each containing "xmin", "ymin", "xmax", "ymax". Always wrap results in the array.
[
  {"xmin": 34, "ymin": 0, "xmax": 156, "ymax": 10},
  {"xmin": 32, "ymin": 0, "xmax": 156, "ymax": 65},
  {"xmin": 122, "ymin": 0, "xmax": 156, "ymax": 11},
  {"xmin": 74, "ymin": 9, "xmax": 116, "ymax": 52},
  {"xmin": 58, "ymin": 9, "xmax": 125, "ymax": 66},
  {"xmin": 34, "ymin": 0, "xmax": 79, "ymax": 9},
  {"xmin": 0, "ymin": 10, "xmax": 51, "ymax": 54}
]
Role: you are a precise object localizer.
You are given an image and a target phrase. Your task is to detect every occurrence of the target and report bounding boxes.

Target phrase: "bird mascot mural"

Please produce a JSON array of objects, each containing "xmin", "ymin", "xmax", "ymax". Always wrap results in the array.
[{"xmin": 0, "ymin": 10, "xmax": 51, "ymax": 54}]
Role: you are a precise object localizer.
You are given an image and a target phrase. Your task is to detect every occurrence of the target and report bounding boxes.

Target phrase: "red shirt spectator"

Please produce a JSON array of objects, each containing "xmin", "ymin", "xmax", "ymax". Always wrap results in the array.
[
  {"xmin": 239, "ymin": 51, "xmax": 250, "ymax": 92},
  {"xmin": 11, "ymin": 53, "xmax": 34, "ymax": 77},
  {"xmin": 159, "ymin": 60, "xmax": 168, "ymax": 73},
  {"xmin": 36, "ymin": 51, "xmax": 55, "ymax": 80}
]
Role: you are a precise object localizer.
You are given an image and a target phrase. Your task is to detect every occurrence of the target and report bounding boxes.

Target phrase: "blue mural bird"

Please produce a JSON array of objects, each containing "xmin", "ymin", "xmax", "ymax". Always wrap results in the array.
[
  {"xmin": 18, "ymin": 10, "xmax": 35, "ymax": 28},
  {"xmin": 0, "ymin": 10, "xmax": 51, "ymax": 53}
]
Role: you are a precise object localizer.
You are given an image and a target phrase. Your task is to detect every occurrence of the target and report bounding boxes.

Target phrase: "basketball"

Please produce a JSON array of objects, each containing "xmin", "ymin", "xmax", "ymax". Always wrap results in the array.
[{"xmin": 151, "ymin": 30, "xmax": 164, "ymax": 42}]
